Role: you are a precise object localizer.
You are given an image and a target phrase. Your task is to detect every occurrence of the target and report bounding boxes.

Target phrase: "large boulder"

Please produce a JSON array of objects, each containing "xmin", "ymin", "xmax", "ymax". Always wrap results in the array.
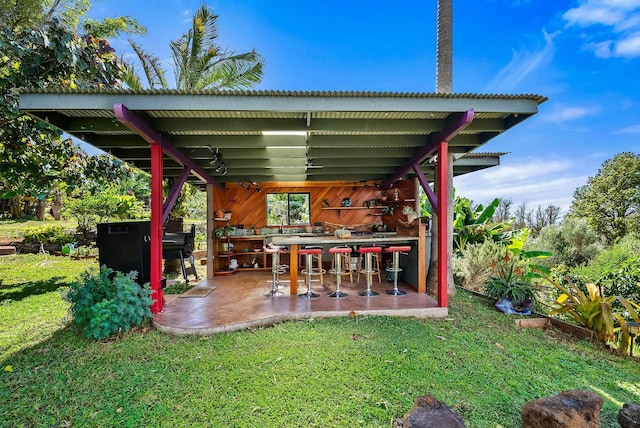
[
  {"xmin": 521, "ymin": 390, "xmax": 603, "ymax": 428},
  {"xmin": 618, "ymin": 403, "xmax": 640, "ymax": 428},
  {"xmin": 393, "ymin": 394, "xmax": 465, "ymax": 428}
]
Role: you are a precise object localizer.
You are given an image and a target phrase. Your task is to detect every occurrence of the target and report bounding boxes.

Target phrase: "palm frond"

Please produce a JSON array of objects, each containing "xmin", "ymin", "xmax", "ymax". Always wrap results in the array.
[
  {"xmin": 129, "ymin": 39, "xmax": 168, "ymax": 89},
  {"xmin": 199, "ymin": 51, "xmax": 265, "ymax": 90},
  {"xmin": 120, "ymin": 61, "xmax": 143, "ymax": 90}
]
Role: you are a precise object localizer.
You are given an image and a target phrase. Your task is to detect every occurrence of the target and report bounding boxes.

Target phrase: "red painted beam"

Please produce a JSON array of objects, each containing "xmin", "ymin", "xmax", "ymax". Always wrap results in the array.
[
  {"xmin": 114, "ymin": 103, "xmax": 223, "ymax": 191},
  {"xmin": 381, "ymin": 109, "xmax": 474, "ymax": 189},
  {"xmin": 162, "ymin": 166, "xmax": 191, "ymax": 224},
  {"xmin": 150, "ymin": 143, "xmax": 164, "ymax": 313},
  {"xmin": 412, "ymin": 164, "xmax": 438, "ymax": 213},
  {"xmin": 436, "ymin": 141, "xmax": 448, "ymax": 308}
]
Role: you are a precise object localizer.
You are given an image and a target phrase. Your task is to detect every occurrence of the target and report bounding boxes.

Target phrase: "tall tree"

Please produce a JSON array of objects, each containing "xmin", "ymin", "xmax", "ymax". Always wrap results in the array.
[
  {"xmin": 128, "ymin": 4, "xmax": 264, "ymax": 90},
  {"xmin": 0, "ymin": 1, "xmax": 144, "ymax": 218},
  {"xmin": 569, "ymin": 152, "xmax": 640, "ymax": 243}
]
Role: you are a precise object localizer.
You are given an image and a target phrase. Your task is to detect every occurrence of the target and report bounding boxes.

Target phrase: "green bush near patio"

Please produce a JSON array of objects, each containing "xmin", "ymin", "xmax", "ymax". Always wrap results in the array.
[{"xmin": 1, "ymin": 254, "xmax": 639, "ymax": 427}]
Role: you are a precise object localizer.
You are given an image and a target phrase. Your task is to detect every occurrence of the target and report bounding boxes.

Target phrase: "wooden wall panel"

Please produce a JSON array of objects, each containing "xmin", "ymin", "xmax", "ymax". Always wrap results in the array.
[{"xmin": 213, "ymin": 179, "xmax": 418, "ymax": 232}]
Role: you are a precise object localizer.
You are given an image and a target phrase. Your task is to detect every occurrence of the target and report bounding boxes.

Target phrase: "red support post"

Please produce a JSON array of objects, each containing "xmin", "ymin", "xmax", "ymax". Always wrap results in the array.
[
  {"xmin": 150, "ymin": 143, "xmax": 164, "ymax": 313},
  {"xmin": 436, "ymin": 141, "xmax": 448, "ymax": 308}
]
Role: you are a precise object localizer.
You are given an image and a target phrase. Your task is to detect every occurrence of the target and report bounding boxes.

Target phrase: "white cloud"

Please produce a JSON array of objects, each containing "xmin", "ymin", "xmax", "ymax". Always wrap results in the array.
[
  {"xmin": 614, "ymin": 123, "xmax": 640, "ymax": 132},
  {"xmin": 613, "ymin": 31, "xmax": 640, "ymax": 55},
  {"xmin": 538, "ymin": 104, "xmax": 599, "ymax": 122},
  {"xmin": 453, "ymin": 158, "xmax": 585, "ymax": 214},
  {"xmin": 486, "ymin": 30, "xmax": 557, "ymax": 93},
  {"xmin": 563, "ymin": 6, "xmax": 623, "ymax": 27},
  {"xmin": 563, "ymin": 0, "xmax": 640, "ymax": 57}
]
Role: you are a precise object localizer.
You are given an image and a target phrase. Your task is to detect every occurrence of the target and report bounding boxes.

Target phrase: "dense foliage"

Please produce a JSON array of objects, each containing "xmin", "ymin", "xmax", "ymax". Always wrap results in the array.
[
  {"xmin": 569, "ymin": 152, "xmax": 640, "ymax": 244},
  {"xmin": 570, "ymin": 234, "xmax": 640, "ymax": 302},
  {"xmin": 453, "ymin": 196, "xmax": 512, "ymax": 254},
  {"xmin": 0, "ymin": 1, "xmax": 138, "ymax": 219},
  {"xmin": 65, "ymin": 265, "xmax": 152, "ymax": 340},
  {"xmin": 23, "ymin": 224, "xmax": 74, "ymax": 245},
  {"xmin": 528, "ymin": 216, "xmax": 602, "ymax": 267}
]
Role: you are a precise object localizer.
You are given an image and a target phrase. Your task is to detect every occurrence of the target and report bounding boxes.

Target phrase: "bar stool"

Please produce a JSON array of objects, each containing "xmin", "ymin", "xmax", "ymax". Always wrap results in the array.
[
  {"xmin": 328, "ymin": 246, "xmax": 352, "ymax": 298},
  {"xmin": 358, "ymin": 246, "xmax": 382, "ymax": 297},
  {"xmin": 268, "ymin": 242, "xmax": 289, "ymax": 286},
  {"xmin": 329, "ymin": 245, "xmax": 353, "ymax": 283},
  {"xmin": 356, "ymin": 247, "xmax": 381, "ymax": 284},
  {"xmin": 300, "ymin": 245, "xmax": 325, "ymax": 286},
  {"xmin": 384, "ymin": 246, "xmax": 411, "ymax": 296},
  {"xmin": 299, "ymin": 247, "xmax": 322, "ymax": 298},
  {"xmin": 264, "ymin": 245, "xmax": 287, "ymax": 297}
]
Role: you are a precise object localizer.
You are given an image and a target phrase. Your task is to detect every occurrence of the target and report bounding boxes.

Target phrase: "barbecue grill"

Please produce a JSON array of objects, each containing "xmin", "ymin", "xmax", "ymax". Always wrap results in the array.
[{"xmin": 163, "ymin": 224, "xmax": 198, "ymax": 283}]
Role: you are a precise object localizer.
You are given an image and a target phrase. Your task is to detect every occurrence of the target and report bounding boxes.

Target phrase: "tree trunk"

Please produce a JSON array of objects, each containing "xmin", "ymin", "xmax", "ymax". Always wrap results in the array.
[
  {"xmin": 51, "ymin": 193, "xmax": 63, "ymax": 220},
  {"xmin": 36, "ymin": 199, "xmax": 46, "ymax": 221},
  {"xmin": 9, "ymin": 197, "xmax": 21, "ymax": 218}
]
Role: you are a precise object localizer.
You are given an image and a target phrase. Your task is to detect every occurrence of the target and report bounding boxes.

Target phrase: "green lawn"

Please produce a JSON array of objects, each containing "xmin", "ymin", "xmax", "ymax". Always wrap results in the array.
[{"xmin": 0, "ymin": 253, "xmax": 638, "ymax": 427}]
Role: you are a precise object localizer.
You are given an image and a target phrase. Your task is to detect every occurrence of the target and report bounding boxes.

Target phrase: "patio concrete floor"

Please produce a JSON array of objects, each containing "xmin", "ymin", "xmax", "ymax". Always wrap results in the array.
[{"xmin": 153, "ymin": 271, "xmax": 446, "ymax": 335}]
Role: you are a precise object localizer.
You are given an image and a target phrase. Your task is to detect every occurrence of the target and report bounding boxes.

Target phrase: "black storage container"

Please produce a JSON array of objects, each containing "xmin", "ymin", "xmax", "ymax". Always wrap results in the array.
[{"xmin": 97, "ymin": 221, "xmax": 151, "ymax": 285}]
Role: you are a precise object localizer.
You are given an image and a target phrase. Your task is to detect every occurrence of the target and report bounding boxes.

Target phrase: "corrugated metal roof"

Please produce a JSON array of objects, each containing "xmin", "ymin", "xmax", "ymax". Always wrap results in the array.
[
  {"xmin": 21, "ymin": 87, "xmax": 548, "ymax": 103},
  {"xmin": 19, "ymin": 89, "xmax": 546, "ymax": 187}
]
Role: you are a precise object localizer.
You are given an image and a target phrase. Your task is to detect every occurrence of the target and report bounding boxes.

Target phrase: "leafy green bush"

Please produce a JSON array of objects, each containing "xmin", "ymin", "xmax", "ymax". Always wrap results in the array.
[
  {"xmin": 23, "ymin": 224, "xmax": 75, "ymax": 244},
  {"xmin": 528, "ymin": 216, "xmax": 602, "ymax": 267},
  {"xmin": 64, "ymin": 190, "xmax": 146, "ymax": 236},
  {"xmin": 571, "ymin": 233, "xmax": 640, "ymax": 301},
  {"xmin": 65, "ymin": 265, "xmax": 153, "ymax": 340}
]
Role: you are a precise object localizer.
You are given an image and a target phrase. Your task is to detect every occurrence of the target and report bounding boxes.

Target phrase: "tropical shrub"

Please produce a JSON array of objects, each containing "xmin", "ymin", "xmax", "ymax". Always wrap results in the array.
[
  {"xmin": 65, "ymin": 265, "xmax": 153, "ymax": 340},
  {"xmin": 538, "ymin": 272, "xmax": 640, "ymax": 351},
  {"xmin": 23, "ymin": 224, "xmax": 74, "ymax": 245},
  {"xmin": 483, "ymin": 249, "xmax": 539, "ymax": 308},
  {"xmin": 529, "ymin": 216, "xmax": 602, "ymax": 268},
  {"xmin": 571, "ymin": 233, "xmax": 640, "ymax": 301},
  {"xmin": 453, "ymin": 240, "xmax": 505, "ymax": 292},
  {"xmin": 482, "ymin": 230, "xmax": 551, "ymax": 309}
]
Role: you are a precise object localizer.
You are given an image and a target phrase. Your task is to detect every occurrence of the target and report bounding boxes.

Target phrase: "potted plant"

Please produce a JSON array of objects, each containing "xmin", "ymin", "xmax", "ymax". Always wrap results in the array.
[
  {"xmin": 402, "ymin": 205, "xmax": 419, "ymax": 223},
  {"xmin": 483, "ymin": 243, "xmax": 548, "ymax": 315},
  {"xmin": 214, "ymin": 225, "xmax": 235, "ymax": 238},
  {"xmin": 250, "ymin": 224, "xmax": 262, "ymax": 235}
]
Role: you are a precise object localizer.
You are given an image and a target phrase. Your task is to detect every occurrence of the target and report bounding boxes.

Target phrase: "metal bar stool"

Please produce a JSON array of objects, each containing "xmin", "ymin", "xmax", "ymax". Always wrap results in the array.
[
  {"xmin": 384, "ymin": 246, "xmax": 411, "ymax": 296},
  {"xmin": 300, "ymin": 245, "xmax": 325, "ymax": 286},
  {"xmin": 264, "ymin": 245, "xmax": 287, "ymax": 297},
  {"xmin": 356, "ymin": 247, "xmax": 381, "ymax": 284},
  {"xmin": 358, "ymin": 246, "xmax": 382, "ymax": 297},
  {"xmin": 299, "ymin": 247, "xmax": 322, "ymax": 298},
  {"xmin": 268, "ymin": 242, "xmax": 289, "ymax": 288},
  {"xmin": 329, "ymin": 245, "xmax": 353, "ymax": 284},
  {"xmin": 328, "ymin": 246, "xmax": 352, "ymax": 298}
]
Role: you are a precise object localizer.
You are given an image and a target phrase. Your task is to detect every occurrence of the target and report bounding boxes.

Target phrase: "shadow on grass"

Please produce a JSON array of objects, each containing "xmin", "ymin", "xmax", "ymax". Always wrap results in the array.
[{"xmin": 0, "ymin": 276, "xmax": 68, "ymax": 303}]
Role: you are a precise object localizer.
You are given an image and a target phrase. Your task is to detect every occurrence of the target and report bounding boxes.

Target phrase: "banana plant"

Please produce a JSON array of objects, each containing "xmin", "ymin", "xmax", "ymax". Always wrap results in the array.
[{"xmin": 453, "ymin": 197, "xmax": 513, "ymax": 253}]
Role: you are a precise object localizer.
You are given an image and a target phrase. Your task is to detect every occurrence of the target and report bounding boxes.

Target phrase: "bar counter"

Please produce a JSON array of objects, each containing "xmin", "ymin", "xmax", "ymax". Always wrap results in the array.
[{"xmin": 271, "ymin": 231, "xmax": 426, "ymax": 294}]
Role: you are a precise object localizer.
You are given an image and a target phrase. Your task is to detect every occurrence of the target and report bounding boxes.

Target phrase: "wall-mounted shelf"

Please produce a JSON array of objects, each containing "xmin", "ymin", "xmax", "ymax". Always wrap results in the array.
[{"xmin": 321, "ymin": 206, "xmax": 373, "ymax": 218}]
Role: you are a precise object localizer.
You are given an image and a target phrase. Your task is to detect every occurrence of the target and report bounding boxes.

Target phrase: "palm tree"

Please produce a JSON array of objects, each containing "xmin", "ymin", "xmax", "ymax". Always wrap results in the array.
[{"xmin": 125, "ymin": 4, "xmax": 264, "ymax": 90}]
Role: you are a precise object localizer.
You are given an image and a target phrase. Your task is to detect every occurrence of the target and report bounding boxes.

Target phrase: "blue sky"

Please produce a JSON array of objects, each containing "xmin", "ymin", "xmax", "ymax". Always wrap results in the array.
[{"xmin": 87, "ymin": 0, "xmax": 640, "ymax": 214}]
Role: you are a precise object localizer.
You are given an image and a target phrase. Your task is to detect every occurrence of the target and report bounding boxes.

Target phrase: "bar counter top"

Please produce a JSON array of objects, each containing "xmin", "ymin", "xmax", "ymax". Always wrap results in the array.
[{"xmin": 270, "ymin": 233, "xmax": 418, "ymax": 246}]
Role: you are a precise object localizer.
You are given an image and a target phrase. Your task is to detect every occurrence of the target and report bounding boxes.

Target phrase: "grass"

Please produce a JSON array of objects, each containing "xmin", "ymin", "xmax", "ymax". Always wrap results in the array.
[{"xmin": 1, "ymin": 254, "xmax": 639, "ymax": 427}]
